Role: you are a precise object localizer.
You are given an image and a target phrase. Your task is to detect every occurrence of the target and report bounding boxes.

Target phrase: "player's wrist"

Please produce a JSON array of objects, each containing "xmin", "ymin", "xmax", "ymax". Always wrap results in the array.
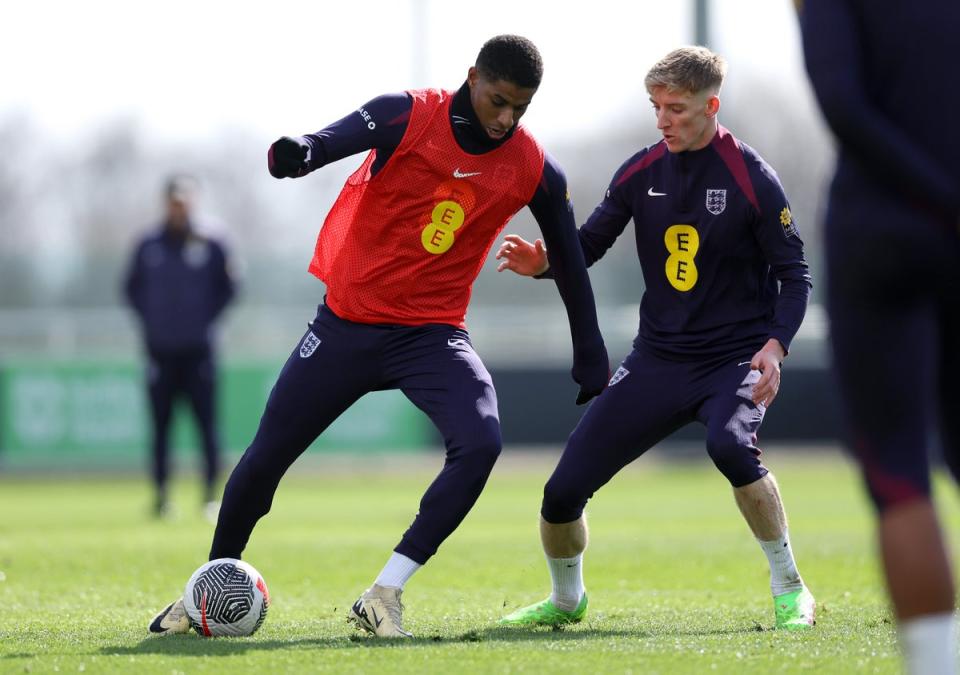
[
  {"xmin": 763, "ymin": 337, "xmax": 787, "ymax": 364},
  {"xmin": 532, "ymin": 260, "xmax": 552, "ymax": 278},
  {"xmin": 574, "ymin": 337, "xmax": 607, "ymax": 364}
]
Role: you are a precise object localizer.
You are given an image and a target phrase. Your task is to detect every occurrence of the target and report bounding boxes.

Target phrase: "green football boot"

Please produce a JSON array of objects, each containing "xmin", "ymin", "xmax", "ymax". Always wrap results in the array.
[
  {"xmin": 499, "ymin": 593, "xmax": 588, "ymax": 627},
  {"xmin": 774, "ymin": 586, "xmax": 816, "ymax": 630}
]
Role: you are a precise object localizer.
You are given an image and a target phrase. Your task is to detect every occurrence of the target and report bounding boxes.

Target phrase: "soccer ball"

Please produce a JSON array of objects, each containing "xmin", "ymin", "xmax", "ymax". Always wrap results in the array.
[{"xmin": 182, "ymin": 558, "xmax": 270, "ymax": 637}]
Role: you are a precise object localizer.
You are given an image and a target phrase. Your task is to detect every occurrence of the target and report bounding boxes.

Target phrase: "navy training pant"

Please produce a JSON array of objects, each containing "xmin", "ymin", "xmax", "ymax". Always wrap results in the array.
[
  {"xmin": 826, "ymin": 184, "xmax": 960, "ymax": 512},
  {"xmin": 210, "ymin": 304, "xmax": 501, "ymax": 564},
  {"xmin": 542, "ymin": 344, "xmax": 769, "ymax": 524},
  {"xmin": 146, "ymin": 348, "xmax": 220, "ymax": 499}
]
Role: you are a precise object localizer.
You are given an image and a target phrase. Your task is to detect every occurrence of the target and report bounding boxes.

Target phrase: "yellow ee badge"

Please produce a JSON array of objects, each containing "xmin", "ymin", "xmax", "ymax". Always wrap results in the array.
[
  {"xmin": 664, "ymin": 224, "xmax": 699, "ymax": 292},
  {"xmin": 422, "ymin": 200, "xmax": 465, "ymax": 254},
  {"xmin": 780, "ymin": 207, "xmax": 798, "ymax": 238}
]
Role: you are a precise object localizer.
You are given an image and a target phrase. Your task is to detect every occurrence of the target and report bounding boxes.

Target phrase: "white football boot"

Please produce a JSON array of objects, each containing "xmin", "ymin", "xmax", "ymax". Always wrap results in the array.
[
  {"xmin": 348, "ymin": 584, "xmax": 413, "ymax": 638},
  {"xmin": 148, "ymin": 597, "xmax": 192, "ymax": 635}
]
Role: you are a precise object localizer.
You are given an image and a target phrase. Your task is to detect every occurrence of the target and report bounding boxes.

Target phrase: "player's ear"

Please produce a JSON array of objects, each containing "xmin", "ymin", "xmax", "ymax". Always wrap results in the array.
[
  {"xmin": 705, "ymin": 94, "xmax": 720, "ymax": 118},
  {"xmin": 467, "ymin": 66, "xmax": 479, "ymax": 90}
]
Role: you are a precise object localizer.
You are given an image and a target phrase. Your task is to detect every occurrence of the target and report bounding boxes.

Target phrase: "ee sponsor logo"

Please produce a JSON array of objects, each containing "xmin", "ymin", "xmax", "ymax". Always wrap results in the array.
[
  {"xmin": 421, "ymin": 201, "xmax": 465, "ymax": 254},
  {"xmin": 664, "ymin": 224, "xmax": 699, "ymax": 291},
  {"xmin": 421, "ymin": 180, "xmax": 476, "ymax": 255}
]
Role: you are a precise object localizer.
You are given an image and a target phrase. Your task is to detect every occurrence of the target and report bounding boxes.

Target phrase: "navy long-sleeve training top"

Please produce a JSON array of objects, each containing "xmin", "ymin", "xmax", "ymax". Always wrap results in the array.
[
  {"xmin": 571, "ymin": 126, "xmax": 811, "ymax": 359},
  {"xmin": 124, "ymin": 226, "xmax": 236, "ymax": 354}
]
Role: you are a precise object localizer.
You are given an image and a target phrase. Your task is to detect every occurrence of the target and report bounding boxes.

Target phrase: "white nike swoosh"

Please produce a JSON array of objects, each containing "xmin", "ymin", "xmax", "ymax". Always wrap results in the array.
[
  {"xmin": 737, "ymin": 361, "xmax": 751, "ymax": 367},
  {"xmin": 647, "ymin": 187, "xmax": 667, "ymax": 197},
  {"xmin": 453, "ymin": 168, "xmax": 482, "ymax": 178}
]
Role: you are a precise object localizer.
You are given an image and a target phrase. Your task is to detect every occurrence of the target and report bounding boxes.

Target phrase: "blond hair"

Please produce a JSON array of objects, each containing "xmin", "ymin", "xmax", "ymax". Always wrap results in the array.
[{"xmin": 644, "ymin": 46, "xmax": 727, "ymax": 96}]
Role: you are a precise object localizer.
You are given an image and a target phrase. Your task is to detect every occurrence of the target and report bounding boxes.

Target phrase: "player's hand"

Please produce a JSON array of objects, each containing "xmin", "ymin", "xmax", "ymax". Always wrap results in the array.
[
  {"xmin": 750, "ymin": 338, "xmax": 786, "ymax": 407},
  {"xmin": 268, "ymin": 136, "xmax": 309, "ymax": 178},
  {"xmin": 495, "ymin": 234, "xmax": 550, "ymax": 276},
  {"xmin": 572, "ymin": 342, "xmax": 609, "ymax": 405}
]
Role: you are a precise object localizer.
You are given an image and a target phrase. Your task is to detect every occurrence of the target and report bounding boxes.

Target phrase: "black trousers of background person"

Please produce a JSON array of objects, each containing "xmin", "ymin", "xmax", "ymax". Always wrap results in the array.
[{"xmin": 146, "ymin": 348, "xmax": 221, "ymax": 503}]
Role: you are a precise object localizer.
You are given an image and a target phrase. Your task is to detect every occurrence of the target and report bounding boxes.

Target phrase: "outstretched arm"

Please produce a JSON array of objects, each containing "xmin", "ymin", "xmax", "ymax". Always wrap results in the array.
[
  {"xmin": 268, "ymin": 92, "xmax": 413, "ymax": 178},
  {"xmin": 499, "ymin": 152, "xmax": 635, "ymax": 278},
  {"xmin": 523, "ymin": 154, "xmax": 609, "ymax": 405}
]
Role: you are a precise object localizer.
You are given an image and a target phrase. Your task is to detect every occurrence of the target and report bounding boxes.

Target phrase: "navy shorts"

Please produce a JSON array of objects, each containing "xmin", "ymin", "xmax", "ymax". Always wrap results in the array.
[{"xmin": 541, "ymin": 344, "xmax": 769, "ymax": 524}]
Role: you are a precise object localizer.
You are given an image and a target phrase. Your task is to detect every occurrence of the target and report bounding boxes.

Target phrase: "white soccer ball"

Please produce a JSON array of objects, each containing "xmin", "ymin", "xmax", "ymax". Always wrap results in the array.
[{"xmin": 182, "ymin": 558, "xmax": 270, "ymax": 637}]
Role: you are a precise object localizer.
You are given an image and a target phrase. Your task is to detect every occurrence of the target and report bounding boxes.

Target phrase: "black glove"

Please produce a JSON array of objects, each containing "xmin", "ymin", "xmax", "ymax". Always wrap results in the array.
[
  {"xmin": 571, "ymin": 342, "xmax": 609, "ymax": 405},
  {"xmin": 268, "ymin": 136, "xmax": 309, "ymax": 178}
]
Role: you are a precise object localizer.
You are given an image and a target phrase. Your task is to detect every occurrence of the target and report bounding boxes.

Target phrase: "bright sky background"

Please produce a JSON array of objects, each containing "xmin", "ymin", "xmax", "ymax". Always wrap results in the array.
[{"xmin": 1, "ymin": 0, "xmax": 809, "ymax": 146}]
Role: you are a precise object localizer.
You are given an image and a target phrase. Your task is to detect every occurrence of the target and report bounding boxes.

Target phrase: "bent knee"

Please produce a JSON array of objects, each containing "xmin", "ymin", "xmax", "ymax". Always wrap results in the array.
[
  {"xmin": 706, "ymin": 435, "xmax": 766, "ymax": 487},
  {"xmin": 541, "ymin": 473, "xmax": 591, "ymax": 524},
  {"xmin": 470, "ymin": 439, "xmax": 502, "ymax": 469},
  {"xmin": 862, "ymin": 465, "xmax": 930, "ymax": 514},
  {"xmin": 451, "ymin": 430, "xmax": 502, "ymax": 471}
]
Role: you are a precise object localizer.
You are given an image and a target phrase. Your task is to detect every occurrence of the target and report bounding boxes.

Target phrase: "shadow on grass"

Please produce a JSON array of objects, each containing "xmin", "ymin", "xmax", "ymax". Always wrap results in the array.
[
  {"xmin": 473, "ymin": 623, "xmax": 766, "ymax": 642},
  {"xmin": 81, "ymin": 622, "xmax": 766, "ymax": 657}
]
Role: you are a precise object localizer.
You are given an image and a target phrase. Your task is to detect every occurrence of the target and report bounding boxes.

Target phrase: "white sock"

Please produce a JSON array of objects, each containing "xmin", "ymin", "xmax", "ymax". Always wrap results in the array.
[
  {"xmin": 374, "ymin": 552, "xmax": 422, "ymax": 589},
  {"xmin": 899, "ymin": 612, "xmax": 958, "ymax": 675},
  {"xmin": 758, "ymin": 532, "xmax": 803, "ymax": 596},
  {"xmin": 547, "ymin": 554, "xmax": 584, "ymax": 612}
]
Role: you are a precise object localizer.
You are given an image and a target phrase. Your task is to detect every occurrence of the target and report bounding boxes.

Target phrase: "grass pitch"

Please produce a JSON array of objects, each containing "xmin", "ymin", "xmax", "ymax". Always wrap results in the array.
[{"xmin": 1, "ymin": 448, "xmax": 957, "ymax": 674}]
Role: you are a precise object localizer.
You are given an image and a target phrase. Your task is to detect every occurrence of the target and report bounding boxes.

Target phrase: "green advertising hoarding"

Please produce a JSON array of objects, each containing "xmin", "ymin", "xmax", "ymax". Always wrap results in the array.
[{"xmin": 0, "ymin": 361, "xmax": 433, "ymax": 469}]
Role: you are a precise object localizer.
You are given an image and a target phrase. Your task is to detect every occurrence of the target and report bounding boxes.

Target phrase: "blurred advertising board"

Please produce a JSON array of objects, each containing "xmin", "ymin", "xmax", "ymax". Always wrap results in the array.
[{"xmin": 0, "ymin": 361, "xmax": 431, "ymax": 468}]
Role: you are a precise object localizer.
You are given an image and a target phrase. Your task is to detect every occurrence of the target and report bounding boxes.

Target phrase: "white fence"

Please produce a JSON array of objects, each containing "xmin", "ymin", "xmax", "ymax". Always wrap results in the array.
[{"xmin": 0, "ymin": 303, "xmax": 829, "ymax": 367}]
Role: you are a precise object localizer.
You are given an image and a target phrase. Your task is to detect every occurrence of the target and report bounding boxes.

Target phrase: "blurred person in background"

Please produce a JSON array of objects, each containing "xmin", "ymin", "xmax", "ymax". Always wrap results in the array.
[
  {"xmin": 124, "ymin": 175, "xmax": 237, "ymax": 520},
  {"xmin": 148, "ymin": 34, "xmax": 608, "ymax": 639},
  {"xmin": 496, "ymin": 45, "xmax": 815, "ymax": 631},
  {"xmin": 800, "ymin": 1, "xmax": 960, "ymax": 673}
]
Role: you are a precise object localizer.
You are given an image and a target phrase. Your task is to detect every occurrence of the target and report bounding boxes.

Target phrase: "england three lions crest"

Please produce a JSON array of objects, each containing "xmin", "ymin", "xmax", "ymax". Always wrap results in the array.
[
  {"xmin": 705, "ymin": 189, "xmax": 727, "ymax": 215},
  {"xmin": 299, "ymin": 331, "xmax": 321, "ymax": 358},
  {"xmin": 608, "ymin": 366, "xmax": 630, "ymax": 386}
]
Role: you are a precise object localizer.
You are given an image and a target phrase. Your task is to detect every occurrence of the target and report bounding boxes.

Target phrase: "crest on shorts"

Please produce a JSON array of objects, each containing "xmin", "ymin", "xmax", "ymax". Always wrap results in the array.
[
  {"xmin": 608, "ymin": 366, "xmax": 630, "ymax": 387},
  {"xmin": 705, "ymin": 189, "xmax": 727, "ymax": 215},
  {"xmin": 299, "ymin": 331, "xmax": 321, "ymax": 358}
]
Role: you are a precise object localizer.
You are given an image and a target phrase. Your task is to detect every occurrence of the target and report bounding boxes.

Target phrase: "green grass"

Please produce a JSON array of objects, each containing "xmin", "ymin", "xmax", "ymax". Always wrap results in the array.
[{"xmin": 1, "ymin": 450, "xmax": 957, "ymax": 674}]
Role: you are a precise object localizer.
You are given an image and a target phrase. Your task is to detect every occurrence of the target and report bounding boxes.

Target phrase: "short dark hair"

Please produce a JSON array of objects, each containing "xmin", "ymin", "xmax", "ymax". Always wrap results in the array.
[
  {"xmin": 165, "ymin": 174, "xmax": 198, "ymax": 201},
  {"xmin": 475, "ymin": 35, "xmax": 543, "ymax": 89}
]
